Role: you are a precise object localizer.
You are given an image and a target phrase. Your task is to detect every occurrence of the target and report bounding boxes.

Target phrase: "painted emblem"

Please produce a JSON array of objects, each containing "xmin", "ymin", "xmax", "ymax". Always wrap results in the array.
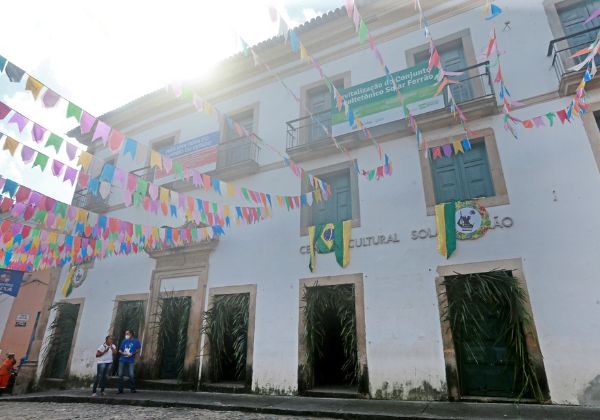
[{"xmin": 455, "ymin": 201, "xmax": 491, "ymax": 240}]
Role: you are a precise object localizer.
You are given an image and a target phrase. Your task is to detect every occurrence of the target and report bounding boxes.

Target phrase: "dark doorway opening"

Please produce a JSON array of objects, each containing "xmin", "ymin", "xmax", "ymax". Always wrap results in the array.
[
  {"xmin": 157, "ymin": 296, "xmax": 191, "ymax": 380},
  {"xmin": 303, "ymin": 284, "xmax": 358, "ymax": 392},
  {"xmin": 42, "ymin": 302, "xmax": 80, "ymax": 379},
  {"xmin": 111, "ymin": 300, "xmax": 145, "ymax": 376},
  {"xmin": 203, "ymin": 293, "xmax": 250, "ymax": 386}
]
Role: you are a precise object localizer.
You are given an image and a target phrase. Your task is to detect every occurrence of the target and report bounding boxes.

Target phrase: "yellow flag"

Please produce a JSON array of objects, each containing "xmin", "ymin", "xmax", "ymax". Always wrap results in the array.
[
  {"xmin": 300, "ymin": 43, "xmax": 308, "ymax": 61},
  {"xmin": 150, "ymin": 150, "xmax": 162, "ymax": 169},
  {"xmin": 26, "ymin": 76, "xmax": 44, "ymax": 99},
  {"xmin": 452, "ymin": 139, "xmax": 464, "ymax": 154},
  {"xmin": 78, "ymin": 151, "xmax": 93, "ymax": 171},
  {"xmin": 2, "ymin": 136, "xmax": 18, "ymax": 156}
]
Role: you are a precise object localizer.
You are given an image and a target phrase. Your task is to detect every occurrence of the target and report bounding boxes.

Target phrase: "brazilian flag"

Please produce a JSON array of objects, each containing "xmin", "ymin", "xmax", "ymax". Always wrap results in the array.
[
  {"xmin": 308, "ymin": 220, "xmax": 352, "ymax": 272},
  {"xmin": 434, "ymin": 202, "xmax": 456, "ymax": 259}
]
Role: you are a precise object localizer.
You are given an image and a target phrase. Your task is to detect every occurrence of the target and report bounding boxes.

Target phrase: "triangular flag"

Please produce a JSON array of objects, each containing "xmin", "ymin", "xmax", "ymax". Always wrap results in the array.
[
  {"xmin": 4, "ymin": 62, "xmax": 25, "ymax": 82},
  {"xmin": 300, "ymin": 43, "xmax": 309, "ymax": 61},
  {"xmin": 80, "ymin": 112, "xmax": 96, "ymax": 135},
  {"xmin": 123, "ymin": 138, "xmax": 137, "ymax": 159},
  {"xmin": 78, "ymin": 151, "xmax": 93, "ymax": 171},
  {"xmin": 45, "ymin": 133, "xmax": 63, "ymax": 153},
  {"xmin": 2, "ymin": 136, "xmax": 18, "ymax": 156},
  {"xmin": 108, "ymin": 130, "xmax": 125, "ymax": 153},
  {"xmin": 452, "ymin": 139, "xmax": 464, "ymax": 154},
  {"xmin": 9, "ymin": 112, "xmax": 28, "ymax": 132},
  {"xmin": 42, "ymin": 89, "xmax": 60, "ymax": 108},
  {"xmin": 32, "ymin": 153, "xmax": 50, "ymax": 171},
  {"xmin": 485, "ymin": 4, "xmax": 502, "ymax": 20},
  {"xmin": 25, "ymin": 76, "xmax": 44, "ymax": 100},
  {"xmin": 92, "ymin": 121, "xmax": 111, "ymax": 144},
  {"xmin": 150, "ymin": 150, "xmax": 162, "ymax": 170},
  {"xmin": 358, "ymin": 18, "xmax": 369, "ymax": 44},
  {"xmin": 32, "ymin": 123, "xmax": 46, "ymax": 143},
  {"xmin": 66, "ymin": 102, "xmax": 82, "ymax": 121}
]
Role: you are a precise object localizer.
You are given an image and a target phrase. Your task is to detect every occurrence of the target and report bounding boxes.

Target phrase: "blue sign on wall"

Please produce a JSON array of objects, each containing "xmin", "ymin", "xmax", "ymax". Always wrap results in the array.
[{"xmin": 0, "ymin": 268, "xmax": 25, "ymax": 297}]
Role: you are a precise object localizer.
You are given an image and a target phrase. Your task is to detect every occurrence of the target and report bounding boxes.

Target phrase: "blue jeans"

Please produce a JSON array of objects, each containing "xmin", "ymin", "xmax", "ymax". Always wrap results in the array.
[
  {"xmin": 92, "ymin": 363, "xmax": 111, "ymax": 393},
  {"xmin": 118, "ymin": 361, "xmax": 135, "ymax": 392}
]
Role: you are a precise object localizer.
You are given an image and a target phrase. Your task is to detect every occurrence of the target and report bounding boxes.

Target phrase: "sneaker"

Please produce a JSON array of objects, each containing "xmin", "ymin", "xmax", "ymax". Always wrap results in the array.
[{"xmin": 92, "ymin": 393, "xmax": 97, "ymax": 397}]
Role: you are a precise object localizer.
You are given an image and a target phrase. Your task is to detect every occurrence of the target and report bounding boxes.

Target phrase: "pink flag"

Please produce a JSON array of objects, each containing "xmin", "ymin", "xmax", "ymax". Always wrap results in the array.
[
  {"xmin": 21, "ymin": 145, "xmax": 35, "ymax": 163},
  {"xmin": 428, "ymin": 48, "xmax": 440, "ymax": 72},
  {"xmin": 442, "ymin": 143, "xmax": 453, "ymax": 157},
  {"xmin": 345, "ymin": 0, "xmax": 354, "ymax": 17},
  {"xmin": 353, "ymin": 6, "xmax": 360, "ymax": 31},
  {"xmin": 113, "ymin": 167, "xmax": 126, "ymax": 188},
  {"xmin": 80, "ymin": 111, "xmax": 96, "ymax": 134},
  {"xmin": 51, "ymin": 160, "xmax": 65, "ymax": 177},
  {"xmin": 269, "ymin": 4, "xmax": 278, "ymax": 22},
  {"xmin": 92, "ymin": 121, "xmax": 110, "ymax": 144},
  {"xmin": 0, "ymin": 102, "xmax": 10, "ymax": 119},
  {"xmin": 122, "ymin": 190, "xmax": 133, "ymax": 207},
  {"xmin": 533, "ymin": 116, "xmax": 545, "ymax": 128},
  {"xmin": 108, "ymin": 130, "xmax": 125, "ymax": 152},
  {"xmin": 494, "ymin": 65, "xmax": 503, "ymax": 83},
  {"xmin": 9, "ymin": 112, "xmax": 28, "ymax": 132},
  {"xmin": 32, "ymin": 123, "xmax": 46, "ymax": 143},
  {"xmin": 42, "ymin": 89, "xmax": 60, "ymax": 108},
  {"xmin": 584, "ymin": 8, "xmax": 600, "ymax": 24},
  {"xmin": 65, "ymin": 142, "xmax": 78, "ymax": 161},
  {"xmin": 63, "ymin": 167, "xmax": 78, "ymax": 185},
  {"xmin": 431, "ymin": 147, "xmax": 442, "ymax": 159},
  {"xmin": 162, "ymin": 156, "xmax": 173, "ymax": 174}
]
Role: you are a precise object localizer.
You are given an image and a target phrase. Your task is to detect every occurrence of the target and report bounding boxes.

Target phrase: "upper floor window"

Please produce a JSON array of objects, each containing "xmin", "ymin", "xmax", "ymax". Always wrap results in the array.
[
  {"xmin": 430, "ymin": 140, "xmax": 494, "ymax": 204},
  {"xmin": 414, "ymin": 38, "xmax": 473, "ymax": 103},
  {"xmin": 419, "ymin": 128, "xmax": 509, "ymax": 215},
  {"xmin": 305, "ymin": 79, "xmax": 344, "ymax": 144},
  {"xmin": 150, "ymin": 136, "xmax": 176, "ymax": 180},
  {"xmin": 300, "ymin": 161, "xmax": 360, "ymax": 234},
  {"xmin": 557, "ymin": 0, "xmax": 600, "ymax": 60},
  {"xmin": 225, "ymin": 109, "xmax": 254, "ymax": 141}
]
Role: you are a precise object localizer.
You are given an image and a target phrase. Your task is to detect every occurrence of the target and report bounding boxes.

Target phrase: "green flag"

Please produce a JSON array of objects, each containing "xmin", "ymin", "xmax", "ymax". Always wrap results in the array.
[
  {"xmin": 32, "ymin": 153, "xmax": 49, "ymax": 171},
  {"xmin": 308, "ymin": 220, "xmax": 352, "ymax": 272},
  {"xmin": 67, "ymin": 102, "xmax": 82, "ymax": 121},
  {"xmin": 45, "ymin": 133, "xmax": 63, "ymax": 153},
  {"xmin": 358, "ymin": 18, "xmax": 369, "ymax": 44}
]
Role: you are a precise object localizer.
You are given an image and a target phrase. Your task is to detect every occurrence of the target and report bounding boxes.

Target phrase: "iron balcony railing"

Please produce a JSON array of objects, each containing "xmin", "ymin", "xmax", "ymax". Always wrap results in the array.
[
  {"xmin": 547, "ymin": 25, "xmax": 600, "ymax": 82},
  {"xmin": 72, "ymin": 188, "xmax": 110, "ymax": 212},
  {"xmin": 286, "ymin": 61, "xmax": 494, "ymax": 150},
  {"xmin": 216, "ymin": 135, "xmax": 260, "ymax": 168}
]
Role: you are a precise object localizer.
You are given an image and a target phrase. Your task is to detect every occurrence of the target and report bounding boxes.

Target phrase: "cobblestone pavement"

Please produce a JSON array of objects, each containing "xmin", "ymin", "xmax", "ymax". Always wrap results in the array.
[{"xmin": 0, "ymin": 402, "xmax": 333, "ymax": 420}]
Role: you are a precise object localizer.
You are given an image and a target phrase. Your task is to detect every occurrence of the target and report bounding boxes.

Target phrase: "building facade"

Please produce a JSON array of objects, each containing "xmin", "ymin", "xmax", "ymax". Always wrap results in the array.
[{"xmin": 30, "ymin": 0, "xmax": 600, "ymax": 405}]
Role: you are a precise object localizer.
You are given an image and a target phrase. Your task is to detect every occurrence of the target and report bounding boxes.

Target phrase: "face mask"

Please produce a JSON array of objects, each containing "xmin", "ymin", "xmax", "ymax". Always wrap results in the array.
[{"xmin": 125, "ymin": 335, "xmax": 131, "ymax": 340}]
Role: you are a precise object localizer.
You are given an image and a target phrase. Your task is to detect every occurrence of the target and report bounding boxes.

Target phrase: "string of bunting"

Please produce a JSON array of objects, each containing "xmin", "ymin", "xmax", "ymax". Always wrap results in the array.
[
  {"xmin": 0, "ymin": 102, "xmax": 335, "ymax": 227},
  {"xmin": 234, "ymin": 39, "xmax": 392, "ymax": 180},
  {"xmin": 412, "ymin": 0, "xmax": 481, "ymax": 158},
  {"xmin": 259, "ymin": 3, "xmax": 394, "ymax": 178},
  {"xmin": 482, "ymin": 14, "xmax": 599, "ymax": 138},
  {"xmin": 0, "ymin": 55, "xmax": 332, "ymax": 209},
  {"xmin": 0, "ymin": 105, "xmax": 276, "ymax": 227},
  {"xmin": 0, "ymin": 174, "xmax": 225, "ymax": 272},
  {"xmin": 0, "ymin": 130, "xmax": 79, "ymax": 184}
]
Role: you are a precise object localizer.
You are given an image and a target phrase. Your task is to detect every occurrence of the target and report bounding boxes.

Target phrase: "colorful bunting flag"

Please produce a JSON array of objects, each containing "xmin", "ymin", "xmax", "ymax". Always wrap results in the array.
[{"xmin": 435, "ymin": 202, "xmax": 456, "ymax": 259}]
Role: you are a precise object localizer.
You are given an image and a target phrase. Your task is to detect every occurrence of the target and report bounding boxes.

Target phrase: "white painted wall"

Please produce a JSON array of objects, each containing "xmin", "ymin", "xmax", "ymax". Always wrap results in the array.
[
  {"xmin": 0, "ymin": 295, "xmax": 14, "ymax": 349},
  {"xmin": 42, "ymin": 1, "xmax": 600, "ymax": 404}
]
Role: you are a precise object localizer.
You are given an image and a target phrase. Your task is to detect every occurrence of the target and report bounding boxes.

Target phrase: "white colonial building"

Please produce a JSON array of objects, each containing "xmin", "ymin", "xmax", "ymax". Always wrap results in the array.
[{"xmin": 26, "ymin": 0, "xmax": 600, "ymax": 406}]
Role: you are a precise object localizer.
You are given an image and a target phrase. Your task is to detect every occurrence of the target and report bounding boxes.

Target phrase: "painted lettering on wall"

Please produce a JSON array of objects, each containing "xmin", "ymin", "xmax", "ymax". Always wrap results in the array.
[
  {"xmin": 300, "ymin": 233, "xmax": 399, "ymax": 254},
  {"xmin": 411, "ymin": 216, "xmax": 514, "ymax": 240}
]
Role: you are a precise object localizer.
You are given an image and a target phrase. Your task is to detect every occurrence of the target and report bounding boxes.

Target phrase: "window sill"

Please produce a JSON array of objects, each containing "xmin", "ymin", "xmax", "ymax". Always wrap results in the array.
[{"xmin": 426, "ymin": 194, "xmax": 510, "ymax": 216}]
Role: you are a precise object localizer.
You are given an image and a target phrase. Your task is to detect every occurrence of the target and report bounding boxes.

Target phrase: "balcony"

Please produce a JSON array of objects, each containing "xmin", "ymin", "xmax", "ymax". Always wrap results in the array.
[
  {"xmin": 548, "ymin": 25, "xmax": 600, "ymax": 96},
  {"xmin": 212, "ymin": 135, "xmax": 260, "ymax": 181},
  {"xmin": 286, "ymin": 62, "xmax": 496, "ymax": 161},
  {"xmin": 72, "ymin": 188, "xmax": 111, "ymax": 213}
]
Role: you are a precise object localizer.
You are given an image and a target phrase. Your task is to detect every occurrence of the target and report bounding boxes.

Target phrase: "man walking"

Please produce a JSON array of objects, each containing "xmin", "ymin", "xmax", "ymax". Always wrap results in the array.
[
  {"xmin": 117, "ymin": 330, "xmax": 141, "ymax": 394},
  {"xmin": 92, "ymin": 336, "xmax": 116, "ymax": 396}
]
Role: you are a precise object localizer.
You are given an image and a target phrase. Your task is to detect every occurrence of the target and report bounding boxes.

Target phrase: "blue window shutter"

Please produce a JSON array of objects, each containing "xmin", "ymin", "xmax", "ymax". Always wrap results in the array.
[
  {"xmin": 431, "ymin": 140, "xmax": 494, "ymax": 203},
  {"xmin": 311, "ymin": 170, "xmax": 352, "ymax": 224},
  {"xmin": 459, "ymin": 141, "xmax": 495, "ymax": 199},
  {"xmin": 558, "ymin": 1, "xmax": 600, "ymax": 58},
  {"xmin": 431, "ymin": 155, "xmax": 461, "ymax": 203}
]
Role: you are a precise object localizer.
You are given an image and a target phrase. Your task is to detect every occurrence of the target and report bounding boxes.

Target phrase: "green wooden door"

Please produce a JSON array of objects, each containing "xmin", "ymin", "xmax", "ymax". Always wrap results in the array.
[
  {"xmin": 431, "ymin": 141, "xmax": 495, "ymax": 204},
  {"xmin": 456, "ymin": 315, "xmax": 520, "ymax": 397},
  {"xmin": 311, "ymin": 170, "xmax": 352, "ymax": 225}
]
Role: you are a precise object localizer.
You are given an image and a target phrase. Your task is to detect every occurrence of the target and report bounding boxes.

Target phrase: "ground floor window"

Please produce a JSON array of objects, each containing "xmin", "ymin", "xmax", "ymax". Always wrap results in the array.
[
  {"xmin": 437, "ymin": 262, "xmax": 549, "ymax": 402},
  {"xmin": 42, "ymin": 302, "xmax": 80, "ymax": 379},
  {"xmin": 202, "ymin": 293, "xmax": 250, "ymax": 385}
]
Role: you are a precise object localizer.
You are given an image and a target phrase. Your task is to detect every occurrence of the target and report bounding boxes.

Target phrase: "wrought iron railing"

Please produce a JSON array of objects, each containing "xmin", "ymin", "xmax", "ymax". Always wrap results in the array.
[
  {"xmin": 547, "ymin": 25, "xmax": 600, "ymax": 81},
  {"xmin": 72, "ymin": 188, "xmax": 110, "ymax": 212},
  {"xmin": 286, "ymin": 61, "xmax": 494, "ymax": 150},
  {"xmin": 216, "ymin": 135, "xmax": 260, "ymax": 168}
]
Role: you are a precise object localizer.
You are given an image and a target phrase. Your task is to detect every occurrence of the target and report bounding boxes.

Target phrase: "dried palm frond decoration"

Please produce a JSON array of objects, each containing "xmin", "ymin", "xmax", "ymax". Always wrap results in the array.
[
  {"xmin": 202, "ymin": 293, "xmax": 249, "ymax": 382},
  {"xmin": 441, "ymin": 270, "xmax": 544, "ymax": 402},
  {"xmin": 152, "ymin": 292, "xmax": 191, "ymax": 380},
  {"xmin": 41, "ymin": 302, "xmax": 79, "ymax": 379},
  {"xmin": 302, "ymin": 283, "xmax": 358, "ymax": 387}
]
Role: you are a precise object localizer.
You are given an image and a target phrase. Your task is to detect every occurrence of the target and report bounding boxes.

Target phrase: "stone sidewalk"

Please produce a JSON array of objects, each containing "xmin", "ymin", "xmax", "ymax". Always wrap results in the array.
[{"xmin": 3, "ymin": 389, "xmax": 600, "ymax": 419}]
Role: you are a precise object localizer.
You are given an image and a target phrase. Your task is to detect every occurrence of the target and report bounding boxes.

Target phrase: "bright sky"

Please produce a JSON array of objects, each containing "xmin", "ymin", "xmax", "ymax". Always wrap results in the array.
[{"xmin": 0, "ymin": 0, "xmax": 340, "ymax": 202}]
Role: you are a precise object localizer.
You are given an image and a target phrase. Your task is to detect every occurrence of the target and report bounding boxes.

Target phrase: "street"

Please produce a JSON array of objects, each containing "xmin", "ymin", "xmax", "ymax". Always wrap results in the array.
[{"xmin": 0, "ymin": 402, "xmax": 331, "ymax": 419}]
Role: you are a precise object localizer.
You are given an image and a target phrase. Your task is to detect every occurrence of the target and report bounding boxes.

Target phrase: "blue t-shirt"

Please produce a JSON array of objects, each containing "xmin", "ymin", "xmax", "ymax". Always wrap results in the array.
[{"xmin": 119, "ymin": 338, "xmax": 141, "ymax": 363}]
